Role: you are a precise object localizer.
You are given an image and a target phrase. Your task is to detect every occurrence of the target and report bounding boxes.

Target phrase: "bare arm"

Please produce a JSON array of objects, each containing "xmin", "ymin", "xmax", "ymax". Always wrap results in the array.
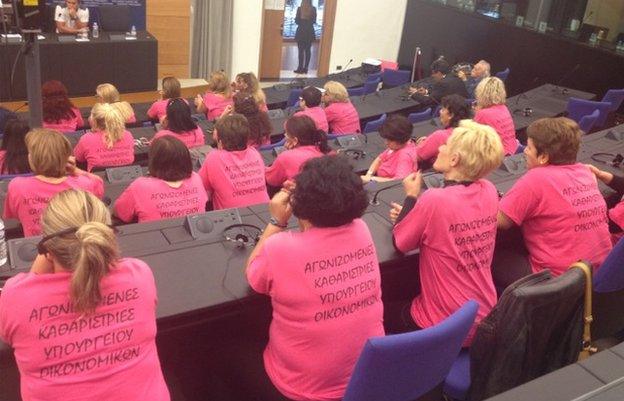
[{"xmin": 497, "ymin": 211, "xmax": 515, "ymax": 230}]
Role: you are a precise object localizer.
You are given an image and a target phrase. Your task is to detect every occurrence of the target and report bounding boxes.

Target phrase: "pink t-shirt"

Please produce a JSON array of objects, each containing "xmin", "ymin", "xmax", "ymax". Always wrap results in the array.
[
  {"xmin": 74, "ymin": 130, "xmax": 135, "ymax": 172},
  {"xmin": 247, "ymin": 219, "xmax": 384, "ymax": 401},
  {"xmin": 153, "ymin": 127, "xmax": 205, "ymax": 148},
  {"xmin": 147, "ymin": 98, "xmax": 190, "ymax": 121},
  {"xmin": 0, "ymin": 258, "xmax": 170, "ymax": 401},
  {"xmin": 43, "ymin": 107, "xmax": 84, "ymax": 132},
  {"xmin": 499, "ymin": 164, "xmax": 612, "ymax": 276},
  {"xmin": 3, "ymin": 174, "xmax": 104, "ymax": 237},
  {"xmin": 199, "ymin": 147, "xmax": 269, "ymax": 210},
  {"xmin": 324, "ymin": 102, "xmax": 361, "ymax": 135},
  {"xmin": 265, "ymin": 146, "xmax": 324, "ymax": 187},
  {"xmin": 415, "ymin": 127, "xmax": 453, "ymax": 162},
  {"xmin": 474, "ymin": 105, "xmax": 518, "ymax": 155},
  {"xmin": 393, "ymin": 180, "xmax": 498, "ymax": 345},
  {"xmin": 114, "ymin": 173, "xmax": 207, "ymax": 223},
  {"xmin": 376, "ymin": 142, "xmax": 418, "ymax": 179},
  {"xmin": 295, "ymin": 106, "xmax": 329, "ymax": 133},
  {"xmin": 203, "ymin": 92, "xmax": 233, "ymax": 121}
]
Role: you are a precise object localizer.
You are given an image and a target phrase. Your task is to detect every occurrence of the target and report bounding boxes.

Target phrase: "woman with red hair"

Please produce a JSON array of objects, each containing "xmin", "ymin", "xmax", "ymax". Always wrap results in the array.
[{"xmin": 42, "ymin": 80, "xmax": 84, "ymax": 132}]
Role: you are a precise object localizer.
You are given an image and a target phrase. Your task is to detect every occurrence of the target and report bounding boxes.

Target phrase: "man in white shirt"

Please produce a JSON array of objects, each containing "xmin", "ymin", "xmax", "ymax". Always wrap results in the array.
[{"xmin": 55, "ymin": 0, "xmax": 89, "ymax": 34}]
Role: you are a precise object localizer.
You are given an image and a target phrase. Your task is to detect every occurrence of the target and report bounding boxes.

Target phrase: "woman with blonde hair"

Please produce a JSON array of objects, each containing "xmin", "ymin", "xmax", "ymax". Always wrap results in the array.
[
  {"xmin": 95, "ymin": 83, "xmax": 136, "ymax": 124},
  {"xmin": 234, "ymin": 72, "xmax": 268, "ymax": 112},
  {"xmin": 389, "ymin": 120, "xmax": 503, "ymax": 343},
  {"xmin": 194, "ymin": 70, "xmax": 234, "ymax": 120},
  {"xmin": 147, "ymin": 76, "xmax": 184, "ymax": 121},
  {"xmin": 0, "ymin": 189, "xmax": 171, "ymax": 401},
  {"xmin": 74, "ymin": 103, "xmax": 135, "ymax": 171},
  {"xmin": 3, "ymin": 129, "xmax": 104, "ymax": 237},
  {"xmin": 322, "ymin": 80, "xmax": 361, "ymax": 134},
  {"xmin": 474, "ymin": 77, "xmax": 519, "ymax": 155}
]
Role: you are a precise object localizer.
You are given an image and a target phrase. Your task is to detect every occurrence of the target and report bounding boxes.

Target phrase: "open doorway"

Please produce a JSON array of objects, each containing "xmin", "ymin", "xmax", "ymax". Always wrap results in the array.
[
  {"xmin": 259, "ymin": 0, "xmax": 335, "ymax": 81},
  {"xmin": 281, "ymin": 0, "xmax": 324, "ymax": 78}
]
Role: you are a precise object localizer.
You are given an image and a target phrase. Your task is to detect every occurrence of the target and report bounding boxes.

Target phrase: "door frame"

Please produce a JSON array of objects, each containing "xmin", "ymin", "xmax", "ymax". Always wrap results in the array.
[{"xmin": 258, "ymin": 0, "xmax": 337, "ymax": 79}]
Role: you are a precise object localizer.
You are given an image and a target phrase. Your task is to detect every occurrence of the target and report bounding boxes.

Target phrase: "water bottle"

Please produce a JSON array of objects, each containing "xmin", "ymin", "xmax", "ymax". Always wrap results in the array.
[
  {"xmin": 0, "ymin": 219, "xmax": 7, "ymax": 266},
  {"xmin": 617, "ymin": 41, "xmax": 623, "ymax": 52},
  {"xmin": 92, "ymin": 22, "xmax": 99, "ymax": 39},
  {"xmin": 130, "ymin": 25, "xmax": 137, "ymax": 37},
  {"xmin": 589, "ymin": 33, "xmax": 597, "ymax": 46}
]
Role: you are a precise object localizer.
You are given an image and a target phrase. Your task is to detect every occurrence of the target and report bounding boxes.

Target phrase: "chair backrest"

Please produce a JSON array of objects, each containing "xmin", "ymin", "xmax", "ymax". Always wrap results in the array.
[
  {"xmin": 286, "ymin": 88, "xmax": 303, "ymax": 108},
  {"xmin": 363, "ymin": 113, "xmax": 387, "ymax": 134},
  {"xmin": 592, "ymin": 237, "xmax": 624, "ymax": 340},
  {"xmin": 97, "ymin": 5, "xmax": 132, "ymax": 32},
  {"xmin": 566, "ymin": 97, "xmax": 611, "ymax": 126},
  {"xmin": 366, "ymin": 71, "xmax": 383, "ymax": 83},
  {"xmin": 601, "ymin": 89, "xmax": 624, "ymax": 113},
  {"xmin": 347, "ymin": 87, "xmax": 364, "ymax": 97},
  {"xmin": 578, "ymin": 109, "xmax": 601, "ymax": 134},
  {"xmin": 468, "ymin": 268, "xmax": 585, "ymax": 401},
  {"xmin": 495, "ymin": 67, "xmax": 510, "ymax": 81},
  {"xmin": 408, "ymin": 108, "xmax": 432, "ymax": 124},
  {"xmin": 363, "ymin": 78, "xmax": 381, "ymax": 95},
  {"xmin": 259, "ymin": 137, "xmax": 286, "ymax": 151},
  {"xmin": 343, "ymin": 301, "xmax": 478, "ymax": 401},
  {"xmin": 382, "ymin": 69, "xmax": 411, "ymax": 88}
]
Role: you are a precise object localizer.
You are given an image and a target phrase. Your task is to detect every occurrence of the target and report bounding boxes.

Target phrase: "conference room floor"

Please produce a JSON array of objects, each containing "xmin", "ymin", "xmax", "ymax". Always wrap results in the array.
[{"xmin": 280, "ymin": 41, "xmax": 319, "ymax": 79}]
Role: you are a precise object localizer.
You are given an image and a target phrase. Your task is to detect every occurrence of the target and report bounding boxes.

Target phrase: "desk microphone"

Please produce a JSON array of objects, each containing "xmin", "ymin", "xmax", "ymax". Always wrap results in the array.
[
  {"xmin": 370, "ymin": 182, "xmax": 403, "ymax": 206},
  {"xmin": 342, "ymin": 58, "xmax": 354, "ymax": 79}
]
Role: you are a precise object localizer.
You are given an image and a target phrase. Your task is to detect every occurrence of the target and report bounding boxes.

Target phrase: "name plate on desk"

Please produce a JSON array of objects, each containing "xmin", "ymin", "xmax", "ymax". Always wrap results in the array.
[{"xmin": 57, "ymin": 35, "xmax": 75, "ymax": 42}]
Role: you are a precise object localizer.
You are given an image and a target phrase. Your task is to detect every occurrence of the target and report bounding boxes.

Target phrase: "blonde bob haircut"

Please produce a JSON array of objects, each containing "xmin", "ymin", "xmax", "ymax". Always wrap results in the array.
[
  {"xmin": 95, "ymin": 83, "xmax": 134, "ymax": 122},
  {"xmin": 42, "ymin": 189, "xmax": 119, "ymax": 315},
  {"xmin": 447, "ymin": 120, "xmax": 504, "ymax": 181},
  {"xmin": 207, "ymin": 71, "xmax": 232, "ymax": 97},
  {"xmin": 323, "ymin": 81, "xmax": 349, "ymax": 103},
  {"xmin": 25, "ymin": 128, "xmax": 72, "ymax": 178},
  {"xmin": 90, "ymin": 103, "xmax": 126, "ymax": 148},
  {"xmin": 475, "ymin": 77, "xmax": 507, "ymax": 109}
]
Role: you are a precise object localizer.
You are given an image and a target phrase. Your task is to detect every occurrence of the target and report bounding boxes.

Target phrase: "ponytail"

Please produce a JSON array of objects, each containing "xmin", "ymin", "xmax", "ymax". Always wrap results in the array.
[
  {"xmin": 42, "ymin": 190, "xmax": 118, "ymax": 316},
  {"xmin": 71, "ymin": 222, "xmax": 118, "ymax": 314},
  {"xmin": 315, "ymin": 129, "xmax": 330, "ymax": 154},
  {"xmin": 91, "ymin": 103, "xmax": 125, "ymax": 148}
]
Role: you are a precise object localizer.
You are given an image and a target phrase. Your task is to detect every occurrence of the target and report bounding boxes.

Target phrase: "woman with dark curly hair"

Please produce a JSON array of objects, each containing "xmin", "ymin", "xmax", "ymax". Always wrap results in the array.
[
  {"xmin": 415, "ymin": 94, "xmax": 472, "ymax": 163},
  {"xmin": 233, "ymin": 93, "xmax": 272, "ymax": 148},
  {"xmin": 41, "ymin": 80, "xmax": 84, "ymax": 132},
  {"xmin": 265, "ymin": 115, "xmax": 330, "ymax": 188},
  {"xmin": 246, "ymin": 155, "xmax": 384, "ymax": 401}
]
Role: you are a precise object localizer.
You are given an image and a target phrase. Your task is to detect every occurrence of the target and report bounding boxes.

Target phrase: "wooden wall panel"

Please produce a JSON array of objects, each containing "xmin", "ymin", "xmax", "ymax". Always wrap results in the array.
[{"xmin": 146, "ymin": 0, "xmax": 191, "ymax": 79}]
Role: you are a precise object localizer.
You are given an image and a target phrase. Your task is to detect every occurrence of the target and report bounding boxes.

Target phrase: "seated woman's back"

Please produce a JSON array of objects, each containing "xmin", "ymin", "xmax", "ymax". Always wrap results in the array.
[
  {"xmin": 499, "ymin": 117, "xmax": 612, "ymax": 276},
  {"xmin": 323, "ymin": 81, "xmax": 361, "ymax": 135},
  {"xmin": 114, "ymin": 136, "xmax": 208, "ymax": 223},
  {"xmin": 74, "ymin": 103, "xmax": 135, "ymax": 171},
  {"xmin": 152, "ymin": 98, "xmax": 205, "ymax": 149},
  {"xmin": 265, "ymin": 115, "xmax": 330, "ymax": 187},
  {"xmin": 199, "ymin": 114, "xmax": 269, "ymax": 209},
  {"xmin": 473, "ymin": 77, "xmax": 518, "ymax": 155},
  {"xmin": 246, "ymin": 155, "xmax": 384, "ymax": 400},
  {"xmin": 0, "ymin": 190, "xmax": 170, "ymax": 401},
  {"xmin": 3, "ymin": 129, "xmax": 104, "ymax": 237},
  {"xmin": 41, "ymin": 80, "xmax": 84, "ymax": 132},
  {"xmin": 0, "ymin": 118, "xmax": 31, "ymax": 175}
]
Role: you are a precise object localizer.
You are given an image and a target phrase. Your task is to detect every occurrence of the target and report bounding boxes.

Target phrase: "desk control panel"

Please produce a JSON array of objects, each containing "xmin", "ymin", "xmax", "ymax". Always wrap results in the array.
[{"xmin": 184, "ymin": 209, "xmax": 242, "ymax": 242}]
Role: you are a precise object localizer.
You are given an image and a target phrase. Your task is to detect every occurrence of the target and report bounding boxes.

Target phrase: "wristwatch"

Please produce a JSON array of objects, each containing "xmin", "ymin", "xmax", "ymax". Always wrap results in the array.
[{"xmin": 269, "ymin": 217, "xmax": 288, "ymax": 229}]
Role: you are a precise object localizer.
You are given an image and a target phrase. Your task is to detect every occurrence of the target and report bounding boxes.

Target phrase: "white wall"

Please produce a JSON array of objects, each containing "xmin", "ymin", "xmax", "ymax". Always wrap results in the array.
[
  {"xmin": 328, "ymin": 0, "xmax": 408, "ymax": 73},
  {"xmin": 231, "ymin": 0, "xmax": 263, "ymax": 75},
  {"xmin": 230, "ymin": 0, "xmax": 408, "ymax": 76}
]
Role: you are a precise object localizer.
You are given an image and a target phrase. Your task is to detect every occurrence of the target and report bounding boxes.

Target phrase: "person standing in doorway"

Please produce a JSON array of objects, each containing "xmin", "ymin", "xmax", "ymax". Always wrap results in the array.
[{"xmin": 294, "ymin": 0, "xmax": 317, "ymax": 74}]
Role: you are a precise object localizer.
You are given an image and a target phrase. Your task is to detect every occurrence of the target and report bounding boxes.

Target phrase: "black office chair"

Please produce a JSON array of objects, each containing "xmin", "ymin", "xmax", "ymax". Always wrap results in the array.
[
  {"xmin": 44, "ymin": 4, "xmax": 57, "ymax": 33},
  {"xmin": 97, "ymin": 5, "xmax": 131, "ymax": 32}
]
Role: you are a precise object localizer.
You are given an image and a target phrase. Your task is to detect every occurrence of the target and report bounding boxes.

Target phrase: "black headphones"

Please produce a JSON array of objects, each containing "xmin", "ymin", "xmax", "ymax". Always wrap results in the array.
[
  {"xmin": 223, "ymin": 224, "xmax": 263, "ymax": 247},
  {"xmin": 37, "ymin": 227, "xmax": 79, "ymax": 255}
]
